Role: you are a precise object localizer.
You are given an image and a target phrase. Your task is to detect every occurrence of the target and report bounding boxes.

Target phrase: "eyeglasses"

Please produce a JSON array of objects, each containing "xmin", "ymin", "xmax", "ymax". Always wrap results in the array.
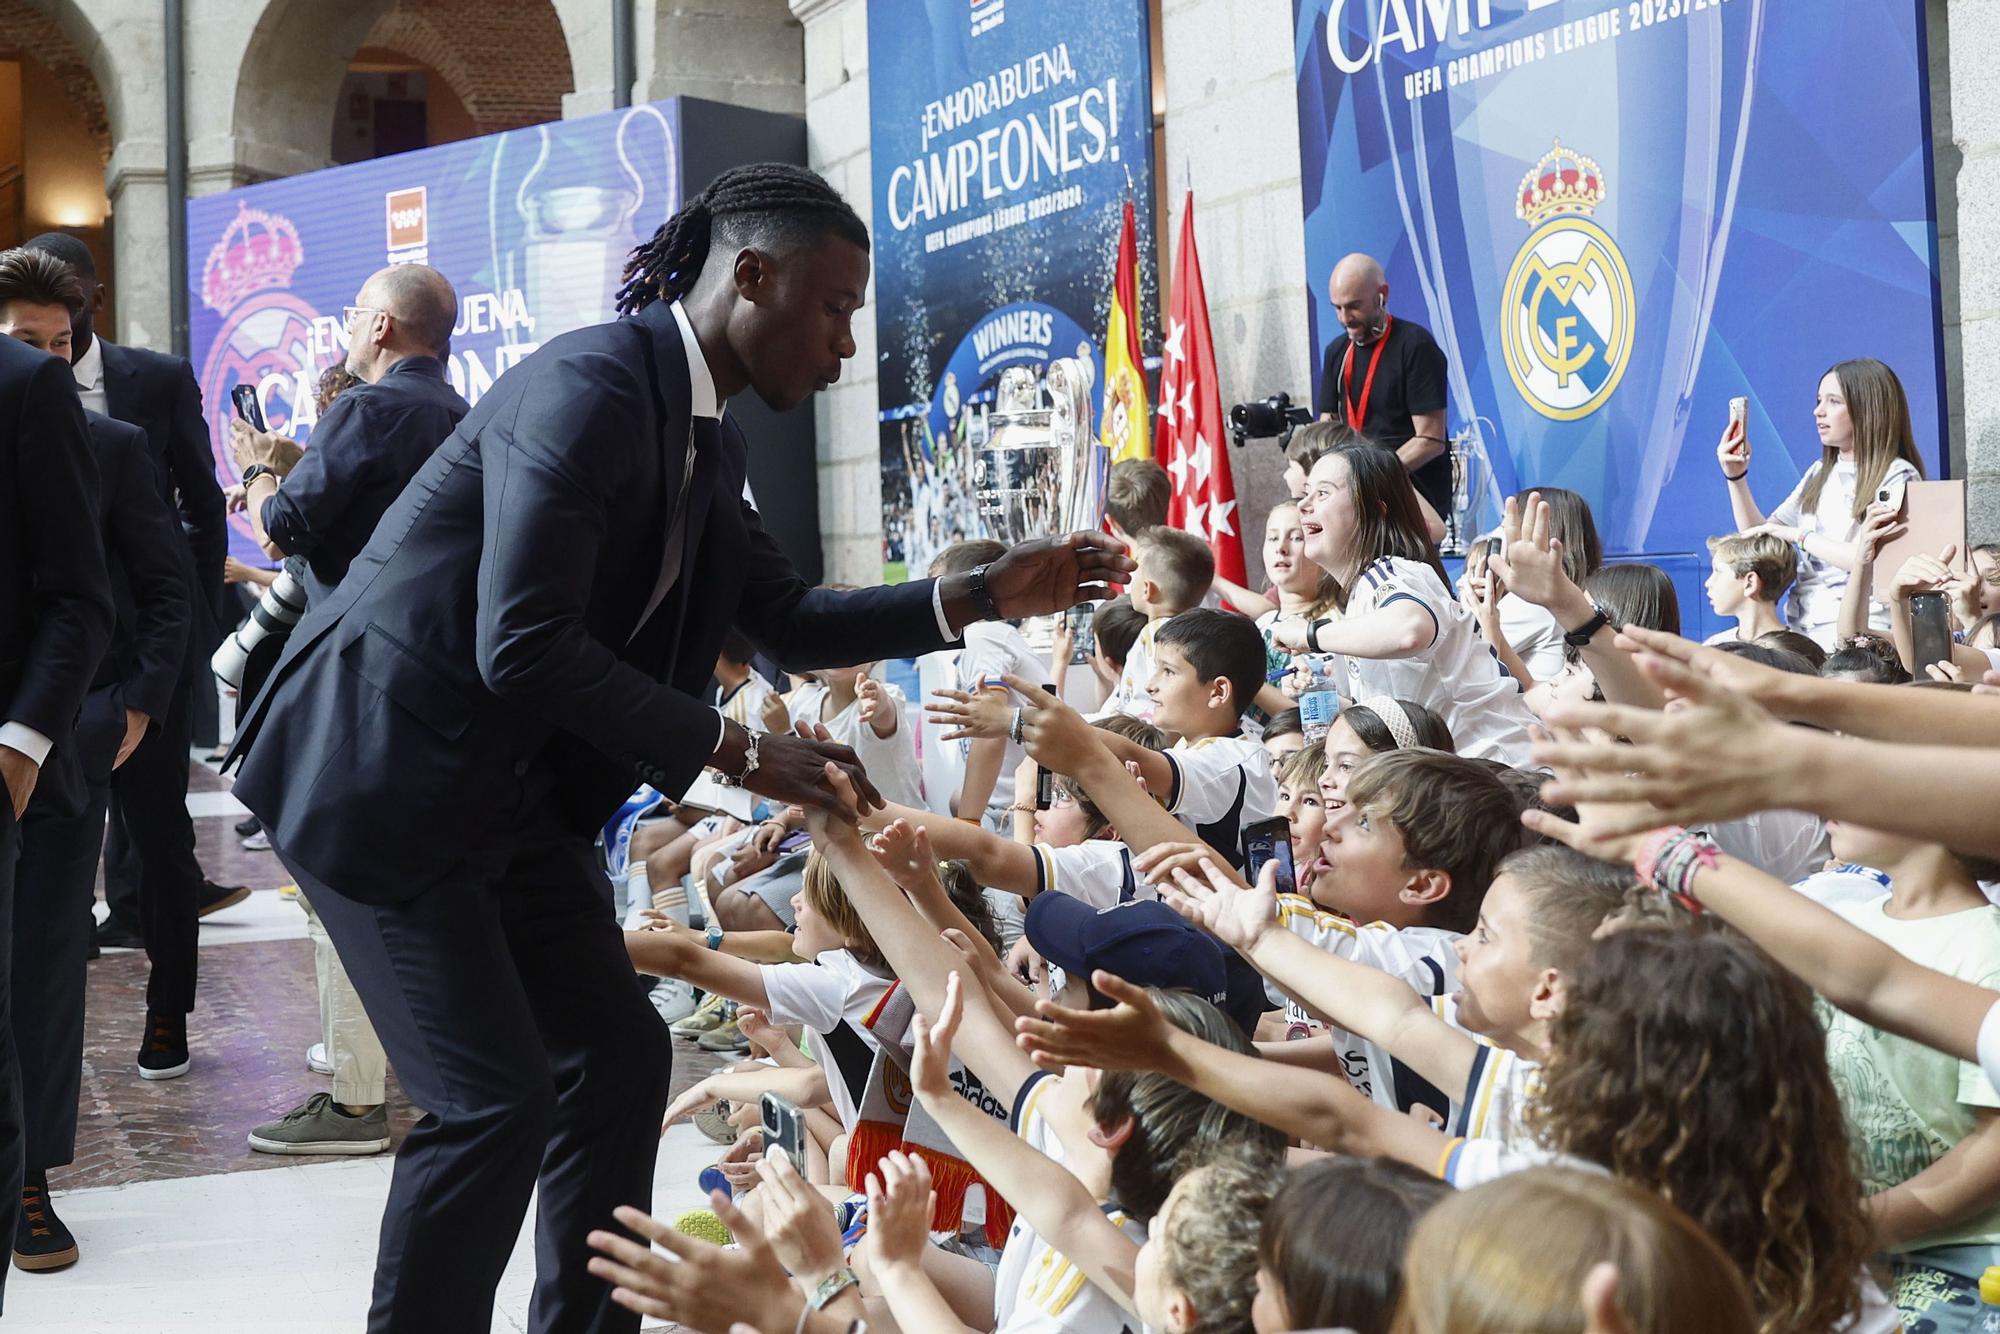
[{"xmin": 342, "ymin": 305, "xmax": 386, "ymax": 328}]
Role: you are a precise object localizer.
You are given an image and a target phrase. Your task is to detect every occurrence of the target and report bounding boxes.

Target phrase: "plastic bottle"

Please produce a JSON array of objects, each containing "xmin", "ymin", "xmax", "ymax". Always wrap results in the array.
[{"xmin": 1294, "ymin": 658, "xmax": 1342, "ymax": 744}]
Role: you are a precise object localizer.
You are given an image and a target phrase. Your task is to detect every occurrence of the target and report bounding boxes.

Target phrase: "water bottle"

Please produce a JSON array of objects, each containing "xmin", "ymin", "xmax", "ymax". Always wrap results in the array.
[
  {"xmin": 1295, "ymin": 658, "xmax": 1342, "ymax": 744},
  {"xmin": 1978, "ymin": 1266, "xmax": 2000, "ymax": 1331}
]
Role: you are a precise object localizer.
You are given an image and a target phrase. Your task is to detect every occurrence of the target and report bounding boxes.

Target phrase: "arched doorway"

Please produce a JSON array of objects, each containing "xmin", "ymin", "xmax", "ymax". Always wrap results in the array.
[{"xmin": 0, "ymin": 0, "xmax": 112, "ymax": 310}]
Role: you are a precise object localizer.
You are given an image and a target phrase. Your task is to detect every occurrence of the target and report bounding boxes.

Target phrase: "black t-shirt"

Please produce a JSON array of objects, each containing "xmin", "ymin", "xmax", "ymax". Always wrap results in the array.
[{"xmin": 1314, "ymin": 316, "xmax": 1451, "ymax": 514}]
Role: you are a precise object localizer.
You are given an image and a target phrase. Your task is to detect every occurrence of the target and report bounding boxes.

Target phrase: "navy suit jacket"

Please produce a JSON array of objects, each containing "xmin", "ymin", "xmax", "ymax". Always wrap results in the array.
[
  {"xmin": 258, "ymin": 355, "xmax": 469, "ymax": 605},
  {"xmin": 100, "ymin": 339, "xmax": 226, "ymax": 608},
  {"xmin": 0, "ymin": 337, "xmax": 113, "ymax": 809},
  {"xmin": 231, "ymin": 302, "xmax": 954, "ymax": 901}
]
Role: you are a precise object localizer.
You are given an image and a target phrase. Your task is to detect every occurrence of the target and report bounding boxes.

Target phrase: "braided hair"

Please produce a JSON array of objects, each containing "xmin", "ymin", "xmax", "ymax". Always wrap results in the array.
[{"xmin": 617, "ymin": 163, "xmax": 869, "ymax": 316}]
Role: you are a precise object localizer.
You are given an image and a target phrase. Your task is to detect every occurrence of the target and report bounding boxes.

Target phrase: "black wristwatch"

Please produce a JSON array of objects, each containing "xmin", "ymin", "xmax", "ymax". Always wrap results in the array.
[
  {"xmin": 241, "ymin": 463, "xmax": 277, "ymax": 488},
  {"xmin": 965, "ymin": 563, "xmax": 1003, "ymax": 621},
  {"xmin": 1562, "ymin": 603, "xmax": 1613, "ymax": 648}
]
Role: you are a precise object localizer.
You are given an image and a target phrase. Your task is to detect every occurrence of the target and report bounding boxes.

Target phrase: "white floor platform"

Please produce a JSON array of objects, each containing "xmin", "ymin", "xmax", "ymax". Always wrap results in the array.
[{"xmin": 8, "ymin": 1124, "xmax": 718, "ymax": 1331}]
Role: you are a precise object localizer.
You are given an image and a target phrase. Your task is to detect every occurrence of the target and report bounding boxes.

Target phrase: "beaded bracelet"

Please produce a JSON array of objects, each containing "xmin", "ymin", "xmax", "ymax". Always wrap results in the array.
[{"xmin": 1634, "ymin": 826, "xmax": 1719, "ymax": 915}]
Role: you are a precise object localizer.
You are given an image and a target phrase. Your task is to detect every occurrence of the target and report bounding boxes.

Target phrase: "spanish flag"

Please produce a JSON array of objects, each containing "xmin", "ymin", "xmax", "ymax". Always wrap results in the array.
[{"xmin": 1102, "ymin": 200, "xmax": 1151, "ymax": 462}]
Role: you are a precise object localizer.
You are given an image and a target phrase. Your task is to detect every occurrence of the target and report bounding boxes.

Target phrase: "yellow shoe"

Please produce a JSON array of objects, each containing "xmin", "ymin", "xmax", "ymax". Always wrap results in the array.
[
  {"xmin": 277, "ymin": 882, "xmax": 300, "ymax": 900},
  {"xmin": 672, "ymin": 1208, "xmax": 733, "ymax": 1246}
]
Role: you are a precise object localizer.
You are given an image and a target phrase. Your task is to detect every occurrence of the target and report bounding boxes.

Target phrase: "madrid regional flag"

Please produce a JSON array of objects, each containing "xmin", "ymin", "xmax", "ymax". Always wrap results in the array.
[
  {"xmin": 1157, "ymin": 194, "xmax": 1245, "ymax": 586},
  {"xmin": 1101, "ymin": 199, "xmax": 1151, "ymax": 463}
]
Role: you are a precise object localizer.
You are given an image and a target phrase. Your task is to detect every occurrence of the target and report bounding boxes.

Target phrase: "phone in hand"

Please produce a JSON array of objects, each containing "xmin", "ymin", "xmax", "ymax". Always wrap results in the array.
[
  {"xmin": 1242, "ymin": 816, "xmax": 1296, "ymax": 896},
  {"xmin": 230, "ymin": 383, "xmax": 267, "ymax": 432},
  {"xmin": 1875, "ymin": 472, "xmax": 1910, "ymax": 517},
  {"xmin": 1728, "ymin": 396, "xmax": 1747, "ymax": 430},
  {"xmin": 760, "ymin": 1092, "xmax": 808, "ymax": 1176},
  {"xmin": 1034, "ymin": 683, "xmax": 1060, "ymax": 810},
  {"xmin": 1910, "ymin": 590, "xmax": 1954, "ymax": 679}
]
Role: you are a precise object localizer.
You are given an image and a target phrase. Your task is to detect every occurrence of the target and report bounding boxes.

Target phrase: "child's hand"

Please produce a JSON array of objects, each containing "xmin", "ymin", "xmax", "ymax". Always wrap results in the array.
[
  {"xmin": 863, "ymin": 1150, "xmax": 937, "ymax": 1273},
  {"xmin": 1014, "ymin": 970, "xmax": 1177, "ymax": 1074},
  {"xmin": 1854, "ymin": 501, "xmax": 1906, "ymax": 571},
  {"xmin": 1158, "ymin": 857, "xmax": 1280, "ymax": 955},
  {"xmin": 1004, "ymin": 673, "xmax": 1103, "ymax": 775},
  {"xmin": 1268, "ymin": 617, "xmax": 1312, "ymax": 653},
  {"xmin": 1013, "ymin": 754, "xmax": 1040, "ymax": 800},
  {"xmin": 1927, "ymin": 658, "xmax": 1967, "ymax": 684},
  {"xmin": 1890, "ymin": 545, "xmax": 1960, "ymax": 601},
  {"xmin": 1051, "ymin": 619, "xmax": 1075, "ymax": 671},
  {"xmin": 661, "ymin": 1075, "xmax": 725, "ymax": 1131},
  {"xmin": 1490, "ymin": 491, "xmax": 1579, "ymax": 613},
  {"xmin": 1005, "ymin": 935, "xmax": 1047, "ymax": 991},
  {"xmin": 1715, "ymin": 416, "xmax": 1749, "ymax": 475},
  {"xmin": 800, "ymin": 763, "xmax": 868, "ymax": 845},
  {"xmin": 738, "ymin": 1006, "xmax": 786, "ymax": 1057},
  {"xmin": 587, "ymin": 1194, "xmax": 794, "ymax": 1332},
  {"xmin": 761, "ymin": 691, "xmax": 793, "ymax": 735},
  {"xmin": 753, "ymin": 1153, "xmax": 846, "ymax": 1286},
  {"xmin": 909, "ymin": 972, "xmax": 966, "ymax": 1104},
  {"xmin": 865, "ymin": 819, "xmax": 942, "ymax": 895},
  {"xmin": 926, "ymin": 686, "xmax": 1013, "ymax": 742},
  {"xmin": 1132, "ymin": 840, "xmax": 1246, "ymax": 892},
  {"xmin": 717, "ymin": 1126, "xmax": 766, "ymax": 1193}
]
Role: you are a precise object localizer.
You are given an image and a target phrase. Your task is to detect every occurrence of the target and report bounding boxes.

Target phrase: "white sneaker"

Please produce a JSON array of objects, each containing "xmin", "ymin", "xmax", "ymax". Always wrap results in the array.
[
  {"xmin": 648, "ymin": 977, "xmax": 699, "ymax": 1025},
  {"xmin": 306, "ymin": 1042, "xmax": 332, "ymax": 1075},
  {"xmin": 241, "ymin": 829, "xmax": 271, "ymax": 851}
]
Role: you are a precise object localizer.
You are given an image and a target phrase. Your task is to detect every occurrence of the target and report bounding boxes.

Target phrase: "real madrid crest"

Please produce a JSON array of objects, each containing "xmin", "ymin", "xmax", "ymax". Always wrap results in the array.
[{"xmin": 1501, "ymin": 141, "xmax": 1635, "ymax": 422}]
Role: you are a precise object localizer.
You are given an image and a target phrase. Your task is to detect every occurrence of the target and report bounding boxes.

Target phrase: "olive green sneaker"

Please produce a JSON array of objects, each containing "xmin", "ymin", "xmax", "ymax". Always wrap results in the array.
[
  {"xmin": 247, "ymin": 1092, "xmax": 391, "ymax": 1156},
  {"xmin": 697, "ymin": 1014, "xmax": 749, "ymax": 1054},
  {"xmin": 671, "ymin": 992, "xmax": 728, "ymax": 1040}
]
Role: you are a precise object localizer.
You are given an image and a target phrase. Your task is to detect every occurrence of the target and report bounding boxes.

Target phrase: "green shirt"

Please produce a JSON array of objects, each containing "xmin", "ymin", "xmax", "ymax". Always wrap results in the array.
[{"xmin": 1822, "ymin": 897, "xmax": 2000, "ymax": 1252}]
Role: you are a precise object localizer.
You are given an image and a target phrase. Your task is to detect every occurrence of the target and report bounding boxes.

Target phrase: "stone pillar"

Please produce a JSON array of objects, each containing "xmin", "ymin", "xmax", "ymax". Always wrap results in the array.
[
  {"xmin": 552, "ymin": 0, "xmax": 619, "ymax": 118},
  {"xmin": 106, "ymin": 139, "xmax": 170, "ymax": 350},
  {"xmin": 640, "ymin": 0, "xmax": 806, "ymax": 117},
  {"xmin": 792, "ymin": 0, "xmax": 879, "ymax": 584},
  {"xmin": 1160, "ymin": 0, "xmax": 1312, "ymax": 584},
  {"xmin": 1948, "ymin": 0, "xmax": 2000, "ymax": 539}
]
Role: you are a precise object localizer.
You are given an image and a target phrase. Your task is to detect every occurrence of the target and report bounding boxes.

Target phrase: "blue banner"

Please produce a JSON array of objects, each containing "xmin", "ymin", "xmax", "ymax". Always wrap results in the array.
[
  {"xmin": 868, "ymin": 0, "xmax": 1157, "ymax": 580},
  {"xmin": 188, "ymin": 102, "xmax": 685, "ymax": 564},
  {"xmin": 1292, "ymin": 0, "xmax": 1945, "ymax": 590}
]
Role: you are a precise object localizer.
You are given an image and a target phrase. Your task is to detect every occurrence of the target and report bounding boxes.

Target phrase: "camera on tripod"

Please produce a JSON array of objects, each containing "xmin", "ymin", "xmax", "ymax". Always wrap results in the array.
[{"xmin": 1229, "ymin": 392, "xmax": 1313, "ymax": 450}]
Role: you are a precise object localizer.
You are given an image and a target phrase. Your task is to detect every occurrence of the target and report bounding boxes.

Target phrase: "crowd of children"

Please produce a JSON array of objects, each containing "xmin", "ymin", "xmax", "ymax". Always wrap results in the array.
[{"xmin": 580, "ymin": 357, "xmax": 2000, "ymax": 1334}]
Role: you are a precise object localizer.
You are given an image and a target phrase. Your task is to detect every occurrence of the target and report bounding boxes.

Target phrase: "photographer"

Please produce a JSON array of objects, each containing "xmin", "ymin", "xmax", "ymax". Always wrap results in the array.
[{"xmin": 1314, "ymin": 252, "xmax": 1452, "ymax": 515}]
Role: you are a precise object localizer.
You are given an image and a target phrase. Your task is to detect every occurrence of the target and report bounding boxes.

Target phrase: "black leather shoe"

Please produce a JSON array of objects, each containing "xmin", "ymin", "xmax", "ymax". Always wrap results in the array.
[
  {"xmin": 137, "ymin": 1011, "xmax": 190, "ymax": 1081},
  {"xmin": 234, "ymin": 814, "xmax": 261, "ymax": 837},
  {"xmin": 14, "ymin": 1177, "xmax": 79, "ymax": 1271},
  {"xmin": 198, "ymin": 881, "xmax": 251, "ymax": 917},
  {"xmin": 94, "ymin": 918, "xmax": 143, "ymax": 951}
]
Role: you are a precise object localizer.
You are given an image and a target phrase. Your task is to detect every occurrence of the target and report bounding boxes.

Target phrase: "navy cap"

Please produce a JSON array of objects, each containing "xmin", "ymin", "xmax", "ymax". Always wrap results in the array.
[{"xmin": 1026, "ymin": 893, "xmax": 1264, "ymax": 1036}]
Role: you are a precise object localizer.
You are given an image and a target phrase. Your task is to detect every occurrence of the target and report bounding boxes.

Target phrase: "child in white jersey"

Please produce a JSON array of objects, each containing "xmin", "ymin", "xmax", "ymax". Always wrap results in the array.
[
  {"xmin": 1272, "ymin": 443, "xmax": 1536, "ymax": 763},
  {"xmin": 1101, "ymin": 528, "xmax": 1213, "ymax": 723},
  {"xmin": 1717, "ymin": 357, "xmax": 1927, "ymax": 646},
  {"xmin": 785, "ymin": 662, "xmax": 926, "ymax": 811},
  {"xmin": 1702, "ymin": 530, "xmax": 1797, "ymax": 645}
]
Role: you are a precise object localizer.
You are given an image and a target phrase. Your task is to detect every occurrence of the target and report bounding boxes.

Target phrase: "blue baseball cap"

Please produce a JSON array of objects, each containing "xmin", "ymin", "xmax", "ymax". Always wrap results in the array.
[{"xmin": 1024, "ymin": 893, "xmax": 1266, "ymax": 1037}]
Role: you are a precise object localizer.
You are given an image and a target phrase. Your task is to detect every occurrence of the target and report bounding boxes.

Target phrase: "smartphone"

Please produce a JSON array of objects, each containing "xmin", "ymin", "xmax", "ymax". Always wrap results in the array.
[
  {"xmin": 1727, "ymin": 396, "xmax": 1747, "ymax": 429},
  {"xmin": 760, "ymin": 1092, "xmax": 808, "ymax": 1176},
  {"xmin": 1242, "ymin": 816, "xmax": 1297, "ymax": 896},
  {"xmin": 1067, "ymin": 603, "xmax": 1095, "ymax": 666},
  {"xmin": 1875, "ymin": 472, "xmax": 1910, "ymax": 517},
  {"xmin": 776, "ymin": 829, "xmax": 812, "ymax": 855},
  {"xmin": 230, "ymin": 383, "xmax": 267, "ymax": 432},
  {"xmin": 1910, "ymin": 591, "xmax": 1954, "ymax": 678},
  {"xmin": 1034, "ymin": 683, "xmax": 1060, "ymax": 810}
]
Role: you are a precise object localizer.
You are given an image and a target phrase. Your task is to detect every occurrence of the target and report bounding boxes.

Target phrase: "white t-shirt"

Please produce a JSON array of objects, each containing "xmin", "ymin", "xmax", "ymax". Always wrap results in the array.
[
  {"xmin": 1272, "ymin": 893, "xmax": 1462, "ymax": 1114},
  {"xmin": 1793, "ymin": 863, "xmax": 1894, "ymax": 912},
  {"xmin": 1496, "ymin": 593, "xmax": 1567, "ymax": 683},
  {"xmin": 787, "ymin": 680, "xmax": 927, "ymax": 811},
  {"xmin": 716, "ymin": 673, "xmax": 777, "ymax": 733},
  {"xmin": 1100, "ymin": 620, "xmax": 1160, "ymax": 722},
  {"xmin": 1164, "ymin": 733, "xmax": 1280, "ymax": 868},
  {"xmin": 1697, "ymin": 810, "xmax": 1830, "ymax": 886},
  {"xmin": 1030, "ymin": 840, "xmax": 1142, "ymax": 910},
  {"xmin": 953, "ymin": 620, "xmax": 1054, "ymax": 822},
  {"xmin": 1327, "ymin": 557, "xmax": 1537, "ymax": 764},
  {"xmin": 1767, "ymin": 455, "xmax": 1922, "ymax": 646},
  {"xmin": 758, "ymin": 949, "xmax": 898, "ymax": 1132},
  {"xmin": 1978, "ymin": 1000, "xmax": 2000, "ymax": 1096},
  {"xmin": 992, "ymin": 1072, "xmax": 1148, "ymax": 1334}
]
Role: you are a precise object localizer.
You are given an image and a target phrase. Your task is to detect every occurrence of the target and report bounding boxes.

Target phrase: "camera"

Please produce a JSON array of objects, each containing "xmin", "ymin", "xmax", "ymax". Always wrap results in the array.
[
  {"xmin": 1229, "ymin": 392, "xmax": 1313, "ymax": 450},
  {"xmin": 211, "ymin": 564, "xmax": 307, "ymax": 691}
]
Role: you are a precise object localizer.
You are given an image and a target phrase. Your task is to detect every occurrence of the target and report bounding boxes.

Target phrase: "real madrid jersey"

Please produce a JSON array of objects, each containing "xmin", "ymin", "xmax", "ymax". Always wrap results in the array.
[
  {"xmin": 1329, "ymin": 556, "xmax": 1536, "ymax": 764},
  {"xmin": 993, "ymin": 1072, "xmax": 1147, "ymax": 1334},
  {"xmin": 1164, "ymin": 733, "xmax": 1280, "ymax": 870}
]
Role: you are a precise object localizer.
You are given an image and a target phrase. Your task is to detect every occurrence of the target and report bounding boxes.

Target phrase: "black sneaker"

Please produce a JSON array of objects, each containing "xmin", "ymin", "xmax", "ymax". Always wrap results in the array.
[
  {"xmin": 137, "ymin": 1011, "xmax": 190, "ymax": 1080},
  {"xmin": 14, "ymin": 1176, "xmax": 78, "ymax": 1271},
  {"xmin": 198, "ymin": 881, "xmax": 251, "ymax": 917},
  {"xmin": 94, "ymin": 918, "xmax": 143, "ymax": 951},
  {"xmin": 234, "ymin": 815, "xmax": 262, "ymax": 837}
]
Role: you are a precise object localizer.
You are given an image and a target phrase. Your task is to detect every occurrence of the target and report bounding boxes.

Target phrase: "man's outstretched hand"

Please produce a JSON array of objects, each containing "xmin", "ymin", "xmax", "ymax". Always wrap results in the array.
[
  {"xmin": 719, "ymin": 721, "xmax": 883, "ymax": 822},
  {"xmin": 960, "ymin": 532, "xmax": 1133, "ymax": 627}
]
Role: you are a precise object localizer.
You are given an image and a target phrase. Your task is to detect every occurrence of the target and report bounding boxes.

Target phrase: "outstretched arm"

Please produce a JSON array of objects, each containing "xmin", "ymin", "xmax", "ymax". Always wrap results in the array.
[
  {"xmin": 1015, "ymin": 971, "xmax": 1448, "ymax": 1169},
  {"xmin": 863, "ymin": 800, "xmax": 1038, "ymax": 896}
]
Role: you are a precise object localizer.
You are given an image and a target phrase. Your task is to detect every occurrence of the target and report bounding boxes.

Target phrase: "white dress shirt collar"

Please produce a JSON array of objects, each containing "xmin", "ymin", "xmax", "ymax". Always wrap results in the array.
[
  {"xmin": 72, "ymin": 335, "xmax": 103, "ymax": 391},
  {"xmin": 669, "ymin": 301, "xmax": 721, "ymax": 421}
]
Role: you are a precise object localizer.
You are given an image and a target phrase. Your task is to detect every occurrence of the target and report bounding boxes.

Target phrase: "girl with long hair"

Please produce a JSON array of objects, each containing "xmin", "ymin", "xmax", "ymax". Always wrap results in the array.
[
  {"xmin": 1272, "ymin": 443, "xmax": 1535, "ymax": 763},
  {"xmin": 1718, "ymin": 357, "xmax": 1925, "ymax": 646}
]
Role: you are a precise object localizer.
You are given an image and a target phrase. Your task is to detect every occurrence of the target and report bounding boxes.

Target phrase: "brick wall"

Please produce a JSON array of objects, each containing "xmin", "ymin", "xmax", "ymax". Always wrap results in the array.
[
  {"xmin": 363, "ymin": 0, "xmax": 574, "ymax": 136},
  {"xmin": 0, "ymin": 0, "xmax": 111, "ymax": 162}
]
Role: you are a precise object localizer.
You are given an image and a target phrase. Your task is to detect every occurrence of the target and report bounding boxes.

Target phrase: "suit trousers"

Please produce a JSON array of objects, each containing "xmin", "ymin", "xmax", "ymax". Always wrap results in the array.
[
  {"xmin": 99, "ymin": 675, "xmax": 201, "ymax": 1015},
  {"xmin": 9, "ymin": 777, "xmax": 107, "ymax": 1173},
  {"xmin": 276, "ymin": 817, "xmax": 674, "ymax": 1334},
  {"xmin": 0, "ymin": 798, "xmax": 24, "ymax": 1314}
]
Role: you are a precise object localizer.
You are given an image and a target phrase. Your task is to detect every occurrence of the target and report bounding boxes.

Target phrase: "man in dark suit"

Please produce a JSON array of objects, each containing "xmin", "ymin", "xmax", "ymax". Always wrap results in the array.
[
  {"xmin": 230, "ymin": 262, "xmax": 465, "ymax": 1156},
  {"xmin": 0, "ymin": 248, "xmax": 114, "ymax": 1311},
  {"xmin": 23, "ymin": 233, "xmax": 238, "ymax": 1030},
  {"xmin": 229, "ymin": 164, "xmax": 1129, "ymax": 1334}
]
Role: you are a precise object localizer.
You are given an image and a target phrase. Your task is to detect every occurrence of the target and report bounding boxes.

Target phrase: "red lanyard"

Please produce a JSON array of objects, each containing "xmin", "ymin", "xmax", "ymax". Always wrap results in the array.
[{"xmin": 1341, "ymin": 313, "xmax": 1392, "ymax": 430}]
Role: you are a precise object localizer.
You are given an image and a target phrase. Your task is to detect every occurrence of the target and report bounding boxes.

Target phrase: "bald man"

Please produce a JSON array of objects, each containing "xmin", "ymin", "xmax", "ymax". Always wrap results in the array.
[
  {"xmin": 234, "ymin": 264, "xmax": 470, "ymax": 606},
  {"xmin": 1314, "ymin": 253, "xmax": 1452, "ymax": 514}
]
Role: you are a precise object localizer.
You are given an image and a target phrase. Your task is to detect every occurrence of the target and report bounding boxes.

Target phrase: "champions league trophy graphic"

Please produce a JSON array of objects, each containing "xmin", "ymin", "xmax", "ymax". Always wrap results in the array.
[
  {"xmin": 974, "ymin": 358, "xmax": 1109, "ymax": 650},
  {"xmin": 1442, "ymin": 417, "xmax": 1497, "ymax": 557}
]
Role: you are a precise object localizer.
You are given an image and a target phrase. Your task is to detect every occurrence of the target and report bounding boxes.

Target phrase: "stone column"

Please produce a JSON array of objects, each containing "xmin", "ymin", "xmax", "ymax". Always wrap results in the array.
[
  {"xmin": 792, "ymin": 0, "xmax": 880, "ymax": 584},
  {"xmin": 1948, "ymin": 0, "xmax": 2000, "ymax": 539},
  {"xmin": 640, "ymin": 0, "xmax": 806, "ymax": 116}
]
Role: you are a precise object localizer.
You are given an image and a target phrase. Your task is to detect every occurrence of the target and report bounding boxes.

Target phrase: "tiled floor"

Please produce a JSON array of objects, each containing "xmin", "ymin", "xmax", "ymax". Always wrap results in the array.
[{"xmin": 13, "ymin": 754, "xmax": 733, "ymax": 1331}]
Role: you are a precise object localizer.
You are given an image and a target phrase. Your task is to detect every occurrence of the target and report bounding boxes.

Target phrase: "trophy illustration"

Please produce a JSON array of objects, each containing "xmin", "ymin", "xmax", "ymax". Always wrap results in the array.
[
  {"xmin": 1443, "ymin": 417, "xmax": 1497, "ymax": 557},
  {"xmin": 974, "ymin": 358, "xmax": 1109, "ymax": 649}
]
